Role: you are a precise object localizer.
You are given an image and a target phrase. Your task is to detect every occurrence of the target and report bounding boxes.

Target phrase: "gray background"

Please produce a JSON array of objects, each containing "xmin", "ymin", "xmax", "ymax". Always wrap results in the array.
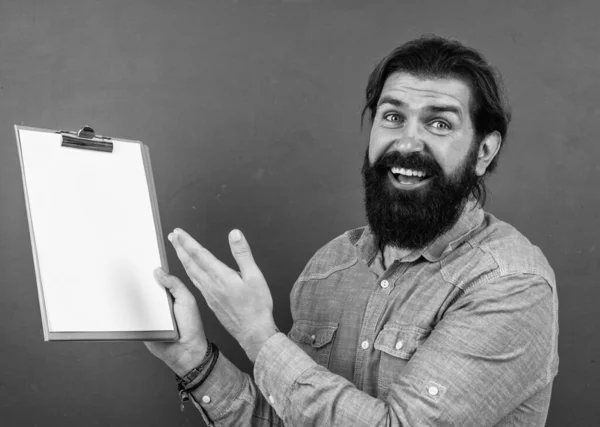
[{"xmin": 0, "ymin": 0, "xmax": 597, "ymax": 426}]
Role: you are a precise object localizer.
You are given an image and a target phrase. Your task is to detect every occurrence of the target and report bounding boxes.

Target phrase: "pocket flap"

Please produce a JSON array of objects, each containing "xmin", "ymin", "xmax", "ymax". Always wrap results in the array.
[
  {"xmin": 374, "ymin": 324, "xmax": 428, "ymax": 360},
  {"xmin": 289, "ymin": 320, "xmax": 338, "ymax": 349}
]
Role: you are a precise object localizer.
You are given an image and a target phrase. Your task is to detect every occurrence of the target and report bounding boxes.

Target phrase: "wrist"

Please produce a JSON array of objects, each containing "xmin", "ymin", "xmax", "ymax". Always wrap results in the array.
[
  {"xmin": 168, "ymin": 341, "xmax": 209, "ymax": 377},
  {"xmin": 244, "ymin": 323, "xmax": 279, "ymax": 363}
]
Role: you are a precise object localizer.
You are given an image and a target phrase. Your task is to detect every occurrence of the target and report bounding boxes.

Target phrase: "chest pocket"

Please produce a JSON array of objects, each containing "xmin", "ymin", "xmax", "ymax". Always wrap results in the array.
[
  {"xmin": 288, "ymin": 320, "xmax": 338, "ymax": 368},
  {"xmin": 374, "ymin": 323, "xmax": 430, "ymax": 399}
]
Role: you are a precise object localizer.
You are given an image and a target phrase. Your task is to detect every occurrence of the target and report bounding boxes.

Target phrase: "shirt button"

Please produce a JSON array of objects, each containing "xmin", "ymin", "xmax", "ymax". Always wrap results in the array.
[
  {"xmin": 202, "ymin": 395, "xmax": 211, "ymax": 404},
  {"xmin": 380, "ymin": 280, "xmax": 389, "ymax": 288},
  {"xmin": 268, "ymin": 395, "xmax": 275, "ymax": 405},
  {"xmin": 361, "ymin": 340, "xmax": 369, "ymax": 349},
  {"xmin": 395, "ymin": 340, "xmax": 404, "ymax": 350},
  {"xmin": 428, "ymin": 386, "xmax": 439, "ymax": 396}
]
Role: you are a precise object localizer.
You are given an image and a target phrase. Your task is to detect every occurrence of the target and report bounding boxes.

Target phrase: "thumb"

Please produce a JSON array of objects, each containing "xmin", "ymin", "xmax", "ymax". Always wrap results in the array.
[
  {"xmin": 228, "ymin": 229, "xmax": 260, "ymax": 279},
  {"xmin": 153, "ymin": 267, "xmax": 195, "ymax": 304}
]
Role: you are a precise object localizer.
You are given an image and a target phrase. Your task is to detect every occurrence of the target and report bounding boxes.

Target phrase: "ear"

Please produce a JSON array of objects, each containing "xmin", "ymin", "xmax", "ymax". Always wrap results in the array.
[{"xmin": 475, "ymin": 131, "xmax": 502, "ymax": 176}]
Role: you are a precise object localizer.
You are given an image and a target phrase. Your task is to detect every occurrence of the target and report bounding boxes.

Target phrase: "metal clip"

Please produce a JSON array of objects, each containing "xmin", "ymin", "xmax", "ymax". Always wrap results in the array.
[{"xmin": 59, "ymin": 126, "xmax": 113, "ymax": 152}]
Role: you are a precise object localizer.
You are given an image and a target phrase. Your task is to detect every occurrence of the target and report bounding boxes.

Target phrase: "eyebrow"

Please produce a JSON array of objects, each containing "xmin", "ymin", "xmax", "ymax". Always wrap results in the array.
[
  {"xmin": 377, "ymin": 95, "xmax": 463, "ymax": 119},
  {"xmin": 425, "ymin": 105, "xmax": 462, "ymax": 118},
  {"xmin": 377, "ymin": 96, "xmax": 406, "ymax": 109}
]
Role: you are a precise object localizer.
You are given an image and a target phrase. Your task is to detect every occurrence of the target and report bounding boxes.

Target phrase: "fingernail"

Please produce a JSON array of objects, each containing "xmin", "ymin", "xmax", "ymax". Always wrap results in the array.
[
  {"xmin": 167, "ymin": 233, "xmax": 173, "ymax": 242},
  {"xmin": 154, "ymin": 267, "xmax": 164, "ymax": 278},
  {"xmin": 230, "ymin": 229, "xmax": 242, "ymax": 242}
]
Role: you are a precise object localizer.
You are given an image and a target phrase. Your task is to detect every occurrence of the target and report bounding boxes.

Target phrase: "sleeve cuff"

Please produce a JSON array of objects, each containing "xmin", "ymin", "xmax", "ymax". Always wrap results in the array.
[
  {"xmin": 188, "ymin": 351, "xmax": 247, "ymax": 422},
  {"xmin": 253, "ymin": 332, "xmax": 317, "ymax": 418}
]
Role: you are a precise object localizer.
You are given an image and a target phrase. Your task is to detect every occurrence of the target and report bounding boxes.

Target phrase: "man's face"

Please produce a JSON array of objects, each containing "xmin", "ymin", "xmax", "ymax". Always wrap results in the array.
[{"xmin": 362, "ymin": 72, "xmax": 481, "ymax": 250}]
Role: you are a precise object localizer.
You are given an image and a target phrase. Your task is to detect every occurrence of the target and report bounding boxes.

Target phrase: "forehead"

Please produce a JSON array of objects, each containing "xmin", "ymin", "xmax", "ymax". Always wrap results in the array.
[{"xmin": 379, "ymin": 72, "xmax": 472, "ymax": 112}]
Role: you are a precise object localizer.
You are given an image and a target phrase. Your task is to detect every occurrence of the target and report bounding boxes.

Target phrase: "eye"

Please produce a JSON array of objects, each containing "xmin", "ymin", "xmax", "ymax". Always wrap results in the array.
[
  {"xmin": 384, "ymin": 113, "xmax": 401, "ymax": 122},
  {"xmin": 430, "ymin": 120, "xmax": 451, "ymax": 130}
]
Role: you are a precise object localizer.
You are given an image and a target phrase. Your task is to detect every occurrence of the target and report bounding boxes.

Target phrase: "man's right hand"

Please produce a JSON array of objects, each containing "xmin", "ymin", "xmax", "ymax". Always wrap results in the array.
[{"xmin": 144, "ymin": 267, "xmax": 208, "ymax": 377}]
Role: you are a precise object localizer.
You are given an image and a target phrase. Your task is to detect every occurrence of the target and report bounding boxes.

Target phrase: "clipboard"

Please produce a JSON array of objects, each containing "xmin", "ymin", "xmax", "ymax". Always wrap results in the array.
[{"xmin": 15, "ymin": 125, "xmax": 178, "ymax": 342}]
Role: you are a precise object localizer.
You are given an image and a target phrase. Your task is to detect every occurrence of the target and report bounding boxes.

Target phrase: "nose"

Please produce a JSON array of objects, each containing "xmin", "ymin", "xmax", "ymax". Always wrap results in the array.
[{"xmin": 393, "ymin": 121, "xmax": 424, "ymax": 153}]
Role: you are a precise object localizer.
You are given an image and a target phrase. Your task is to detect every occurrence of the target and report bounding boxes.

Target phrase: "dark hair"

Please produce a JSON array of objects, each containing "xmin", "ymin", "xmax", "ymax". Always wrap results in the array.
[{"xmin": 362, "ymin": 35, "xmax": 511, "ymax": 178}]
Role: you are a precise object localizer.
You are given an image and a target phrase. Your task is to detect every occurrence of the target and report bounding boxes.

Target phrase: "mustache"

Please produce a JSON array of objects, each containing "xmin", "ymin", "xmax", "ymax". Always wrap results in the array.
[{"xmin": 372, "ymin": 151, "xmax": 442, "ymax": 176}]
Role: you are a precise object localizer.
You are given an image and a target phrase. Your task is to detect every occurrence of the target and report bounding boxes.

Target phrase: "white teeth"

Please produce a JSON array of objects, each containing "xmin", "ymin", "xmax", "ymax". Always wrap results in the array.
[{"xmin": 391, "ymin": 167, "xmax": 425, "ymax": 177}]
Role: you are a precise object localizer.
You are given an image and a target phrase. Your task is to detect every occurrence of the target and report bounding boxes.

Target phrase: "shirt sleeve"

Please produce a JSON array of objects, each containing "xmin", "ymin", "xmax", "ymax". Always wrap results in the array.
[
  {"xmin": 253, "ymin": 273, "xmax": 558, "ymax": 426},
  {"xmin": 187, "ymin": 351, "xmax": 284, "ymax": 427}
]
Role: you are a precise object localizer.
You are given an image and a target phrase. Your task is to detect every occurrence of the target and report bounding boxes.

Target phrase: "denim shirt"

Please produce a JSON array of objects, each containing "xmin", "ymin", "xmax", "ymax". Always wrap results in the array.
[{"xmin": 189, "ymin": 201, "xmax": 559, "ymax": 427}]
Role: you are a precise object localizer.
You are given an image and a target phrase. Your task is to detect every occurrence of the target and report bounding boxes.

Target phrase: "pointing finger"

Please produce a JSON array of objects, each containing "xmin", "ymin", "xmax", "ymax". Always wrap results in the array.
[
  {"xmin": 168, "ymin": 231, "xmax": 215, "ymax": 290},
  {"xmin": 170, "ymin": 228, "xmax": 227, "ymax": 277}
]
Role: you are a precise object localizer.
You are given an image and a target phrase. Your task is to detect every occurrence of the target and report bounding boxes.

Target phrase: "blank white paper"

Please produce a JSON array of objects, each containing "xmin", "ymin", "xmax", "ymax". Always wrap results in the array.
[{"xmin": 19, "ymin": 129, "xmax": 174, "ymax": 332}]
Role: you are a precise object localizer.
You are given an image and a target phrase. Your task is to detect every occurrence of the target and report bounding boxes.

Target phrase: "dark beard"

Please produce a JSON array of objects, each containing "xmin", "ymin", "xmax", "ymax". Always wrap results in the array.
[{"xmin": 361, "ymin": 145, "xmax": 480, "ymax": 250}]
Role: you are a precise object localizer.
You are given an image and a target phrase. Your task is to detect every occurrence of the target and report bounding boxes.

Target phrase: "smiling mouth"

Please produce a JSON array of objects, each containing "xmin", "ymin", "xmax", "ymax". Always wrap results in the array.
[{"xmin": 388, "ymin": 167, "xmax": 432, "ymax": 188}]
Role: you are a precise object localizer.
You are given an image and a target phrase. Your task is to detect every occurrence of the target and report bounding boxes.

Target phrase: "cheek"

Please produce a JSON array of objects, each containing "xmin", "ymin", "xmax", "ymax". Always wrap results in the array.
[
  {"xmin": 368, "ymin": 127, "xmax": 387, "ymax": 164},
  {"xmin": 434, "ymin": 139, "xmax": 474, "ymax": 176}
]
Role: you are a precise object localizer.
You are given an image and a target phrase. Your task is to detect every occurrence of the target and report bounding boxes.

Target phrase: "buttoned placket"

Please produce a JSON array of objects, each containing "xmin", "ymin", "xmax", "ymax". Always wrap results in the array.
[
  {"xmin": 379, "ymin": 260, "xmax": 402, "ymax": 295},
  {"xmin": 352, "ymin": 260, "xmax": 407, "ymax": 388}
]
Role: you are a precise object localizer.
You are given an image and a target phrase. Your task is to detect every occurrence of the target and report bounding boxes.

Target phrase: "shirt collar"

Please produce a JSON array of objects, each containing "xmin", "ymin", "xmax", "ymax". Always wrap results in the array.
[{"xmin": 356, "ymin": 198, "xmax": 484, "ymax": 265}]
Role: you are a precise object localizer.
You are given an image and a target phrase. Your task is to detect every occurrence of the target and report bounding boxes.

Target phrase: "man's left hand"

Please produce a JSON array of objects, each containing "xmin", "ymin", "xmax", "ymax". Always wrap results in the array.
[{"xmin": 169, "ymin": 228, "xmax": 278, "ymax": 363}]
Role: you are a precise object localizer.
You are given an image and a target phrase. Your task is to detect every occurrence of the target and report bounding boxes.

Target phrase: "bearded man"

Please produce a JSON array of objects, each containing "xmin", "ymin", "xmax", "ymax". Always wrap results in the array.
[{"xmin": 146, "ymin": 36, "xmax": 559, "ymax": 426}]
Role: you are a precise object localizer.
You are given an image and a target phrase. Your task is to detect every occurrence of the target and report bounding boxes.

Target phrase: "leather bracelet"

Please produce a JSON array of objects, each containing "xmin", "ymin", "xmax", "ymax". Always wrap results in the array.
[
  {"xmin": 190, "ymin": 344, "xmax": 219, "ymax": 390},
  {"xmin": 177, "ymin": 343, "xmax": 220, "ymax": 412},
  {"xmin": 176, "ymin": 340, "xmax": 213, "ymax": 391}
]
